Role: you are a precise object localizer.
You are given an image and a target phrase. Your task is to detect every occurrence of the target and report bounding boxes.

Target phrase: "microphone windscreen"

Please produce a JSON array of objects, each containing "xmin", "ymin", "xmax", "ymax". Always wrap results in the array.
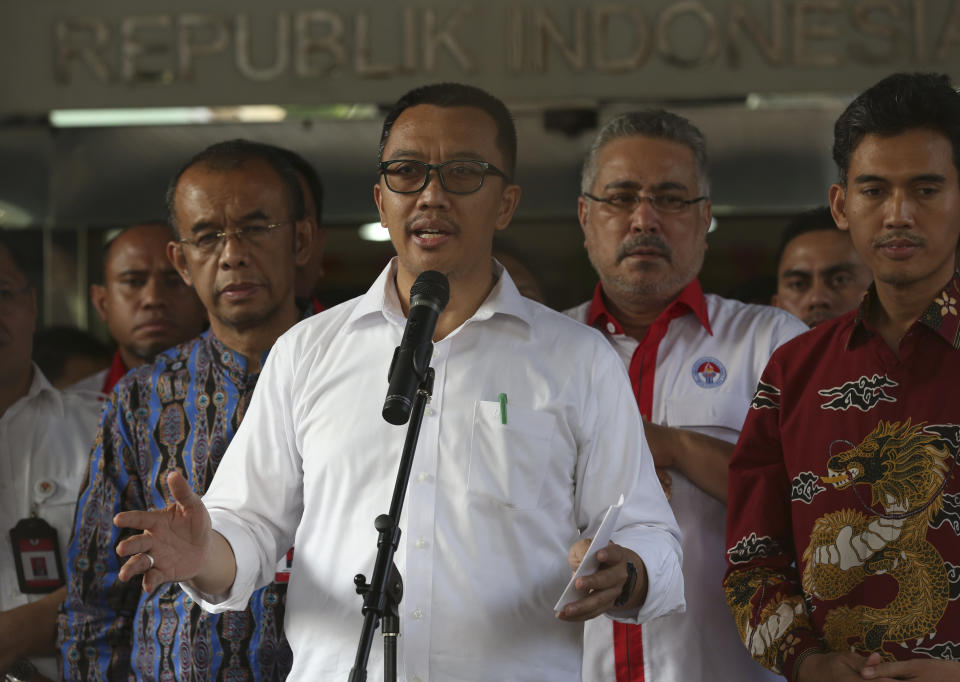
[{"xmin": 410, "ymin": 270, "xmax": 450, "ymax": 309}]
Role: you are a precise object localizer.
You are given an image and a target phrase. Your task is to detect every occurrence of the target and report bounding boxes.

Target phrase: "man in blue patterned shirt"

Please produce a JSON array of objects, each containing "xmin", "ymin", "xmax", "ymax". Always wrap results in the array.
[{"xmin": 57, "ymin": 140, "xmax": 314, "ymax": 680}]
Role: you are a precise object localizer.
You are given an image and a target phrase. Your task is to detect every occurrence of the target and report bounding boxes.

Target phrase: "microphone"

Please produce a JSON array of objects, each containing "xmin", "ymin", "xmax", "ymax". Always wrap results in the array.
[{"xmin": 382, "ymin": 270, "xmax": 450, "ymax": 425}]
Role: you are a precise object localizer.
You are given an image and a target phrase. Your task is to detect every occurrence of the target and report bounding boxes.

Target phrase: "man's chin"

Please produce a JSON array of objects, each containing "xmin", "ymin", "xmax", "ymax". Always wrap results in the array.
[{"xmin": 804, "ymin": 313, "xmax": 832, "ymax": 327}]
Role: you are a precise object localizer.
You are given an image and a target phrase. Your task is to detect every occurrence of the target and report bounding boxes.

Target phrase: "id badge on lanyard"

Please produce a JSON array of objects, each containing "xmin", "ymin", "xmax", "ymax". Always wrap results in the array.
[{"xmin": 9, "ymin": 503, "xmax": 65, "ymax": 594}]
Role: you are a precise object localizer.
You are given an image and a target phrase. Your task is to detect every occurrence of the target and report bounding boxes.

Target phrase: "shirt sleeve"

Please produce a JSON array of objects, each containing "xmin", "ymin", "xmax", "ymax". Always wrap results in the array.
[
  {"xmin": 184, "ymin": 332, "xmax": 304, "ymax": 613},
  {"xmin": 722, "ymin": 354, "xmax": 824, "ymax": 680},
  {"xmin": 57, "ymin": 392, "xmax": 144, "ymax": 681},
  {"xmin": 576, "ymin": 339, "xmax": 685, "ymax": 624}
]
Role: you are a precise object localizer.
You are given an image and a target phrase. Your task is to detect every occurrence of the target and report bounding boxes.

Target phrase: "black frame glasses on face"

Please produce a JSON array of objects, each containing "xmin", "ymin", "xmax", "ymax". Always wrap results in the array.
[
  {"xmin": 582, "ymin": 191, "xmax": 708, "ymax": 214},
  {"xmin": 379, "ymin": 159, "xmax": 510, "ymax": 195},
  {"xmin": 178, "ymin": 220, "xmax": 293, "ymax": 256}
]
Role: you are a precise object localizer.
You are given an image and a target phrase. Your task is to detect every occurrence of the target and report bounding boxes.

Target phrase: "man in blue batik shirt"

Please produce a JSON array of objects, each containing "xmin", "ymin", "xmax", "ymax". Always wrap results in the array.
[{"xmin": 57, "ymin": 140, "xmax": 314, "ymax": 680}]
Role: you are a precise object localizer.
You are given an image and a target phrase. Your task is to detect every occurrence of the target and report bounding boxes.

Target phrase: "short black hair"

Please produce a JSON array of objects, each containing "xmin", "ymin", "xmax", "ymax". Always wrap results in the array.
[
  {"xmin": 0, "ymin": 229, "xmax": 38, "ymax": 287},
  {"xmin": 833, "ymin": 72, "xmax": 960, "ymax": 185},
  {"xmin": 776, "ymin": 207, "xmax": 840, "ymax": 268},
  {"xmin": 271, "ymin": 147, "xmax": 324, "ymax": 226},
  {"xmin": 165, "ymin": 139, "xmax": 306, "ymax": 233},
  {"xmin": 378, "ymin": 82, "xmax": 518, "ymax": 178}
]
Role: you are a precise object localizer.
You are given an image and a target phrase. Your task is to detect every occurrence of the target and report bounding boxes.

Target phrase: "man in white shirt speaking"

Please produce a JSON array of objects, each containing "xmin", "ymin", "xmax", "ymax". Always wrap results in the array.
[
  {"xmin": 110, "ymin": 83, "xmax": 684, "ymax": 681},
  {"xmin": 567, "ymin": 110, "xmax": 807, "ymax": 682}
]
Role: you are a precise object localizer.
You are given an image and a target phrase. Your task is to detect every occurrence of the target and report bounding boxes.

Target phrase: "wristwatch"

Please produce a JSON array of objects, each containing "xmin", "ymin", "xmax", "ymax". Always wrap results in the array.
[
  {"xmin": 5, "ymin": 657, "xmax": 38, "ymax": 682},
  {"xmin": 614, "ymin": 561, "xmax": 637, "ymax": 607}
]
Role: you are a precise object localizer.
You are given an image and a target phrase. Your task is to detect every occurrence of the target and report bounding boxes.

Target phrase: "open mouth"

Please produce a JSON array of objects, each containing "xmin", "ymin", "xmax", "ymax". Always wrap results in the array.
[{"xmin": 412, "ymin": 229, "xmax": 449, "ymax": 241}]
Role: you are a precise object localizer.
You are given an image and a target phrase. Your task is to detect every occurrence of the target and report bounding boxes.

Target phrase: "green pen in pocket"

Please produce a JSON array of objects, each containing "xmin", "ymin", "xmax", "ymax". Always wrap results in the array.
[{"xmin": 498, "ymin": 392, "xmax": 508, "ymax": 425}]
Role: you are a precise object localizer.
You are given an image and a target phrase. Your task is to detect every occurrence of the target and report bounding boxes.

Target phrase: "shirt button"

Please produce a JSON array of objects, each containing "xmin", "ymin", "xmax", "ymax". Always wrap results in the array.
[
  {"xmin": 412, "ymin": 608, "xmax": 423, "ymax": 620},
  {"xmin": 412, "ymin": 677, "xmax": 422, "ymax": 682},
  {"xmin": 606, "ymin": 322, "xmax": 616, "ymax": 334},
  {"xmin": 425, "ymin": 408, "xmax": 435, "ymax": 417},
  {"xmin": 417, "ymin": 472, "xmax": 430, "ymax": 483},
  {"xmin": 415, "ymin": 538, "xmax": 427, "ymax": 549}
]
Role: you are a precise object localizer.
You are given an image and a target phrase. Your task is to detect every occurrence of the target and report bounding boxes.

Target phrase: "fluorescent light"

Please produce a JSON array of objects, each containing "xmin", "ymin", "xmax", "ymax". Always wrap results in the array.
[
  {"xmin": 745, "ymin": 93, "xmax": 852, "ymax": 110},
  {"xmin": 49, "ymin": 105, "xmax": 288, "ymax": 127},
  {"xmin": 358, "ymin": 222, "xmax": 391, "ymax": 242},
  {"xmin": 50, "ymin": 107, "xmax": 213, "ymax": 127},
  {"xmin": 0, "ymin": 201, "xmax": 34, "ymax": 228}
]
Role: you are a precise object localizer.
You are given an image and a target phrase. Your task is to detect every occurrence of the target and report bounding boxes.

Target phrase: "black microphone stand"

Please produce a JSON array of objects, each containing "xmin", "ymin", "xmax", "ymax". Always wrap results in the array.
[{"xmin": 349, "ymin": 367, "xmax": 435, "ymax": 682}]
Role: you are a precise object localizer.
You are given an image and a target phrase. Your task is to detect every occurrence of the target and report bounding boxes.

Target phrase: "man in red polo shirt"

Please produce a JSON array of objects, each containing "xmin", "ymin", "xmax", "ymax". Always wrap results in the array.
[
  {"xmin": 724, "ymin": 72, "xmax": 960, "ymax": 681},
  {"xmin": 82, "ymin": 222, "xmax": 207, "ymax": 394},
  {"xmin": 567, "ymin": 110, "xmax": 806, "ymax": 682}
]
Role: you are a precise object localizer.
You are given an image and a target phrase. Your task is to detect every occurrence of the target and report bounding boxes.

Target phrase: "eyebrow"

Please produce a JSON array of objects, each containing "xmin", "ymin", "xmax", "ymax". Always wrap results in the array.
[
  {"xmin": 781, "ymin": 263, "xmax": 859, "ymax": 279},
  {"xmin": 820, "ymin": 263, "xmax": 859, "ymax": 276},
  {"xmin": 853, "ymin": 173, "xmax": 947, "ymax": 184},
  {"xmin": 602, "ymin": 180, "xmax": 690, "ymax": 192},
  {"xmin": 387, "ymin": 149, "xmax": 488, "ymax": 161},
  {"xmin": 190, "ymin": 210, "xmax": 271, "ymax": 233}
]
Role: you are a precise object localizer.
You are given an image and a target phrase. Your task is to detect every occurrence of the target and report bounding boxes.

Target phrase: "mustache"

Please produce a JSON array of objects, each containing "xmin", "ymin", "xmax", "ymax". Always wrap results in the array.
[
  {"xmin": 616, "ymin": 235, "xmax": 672, "ymax": 263},
  {"xmin": 406, "ymin": 213, "xmax": 460, "ymax": 233},
  {"xmin": 873, "ymin": 231, "xmax": 925, "ymax": 249}
]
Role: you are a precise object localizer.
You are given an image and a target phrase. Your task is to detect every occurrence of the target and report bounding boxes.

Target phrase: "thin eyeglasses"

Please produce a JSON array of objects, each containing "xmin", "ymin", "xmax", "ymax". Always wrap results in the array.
[
  {"xmin": 178, "ymin": 221, "xmax": 293, "ymax": 256},
  {"xmin": 582, "ymin": 191, "xmax": 708, "ymax": 213}
]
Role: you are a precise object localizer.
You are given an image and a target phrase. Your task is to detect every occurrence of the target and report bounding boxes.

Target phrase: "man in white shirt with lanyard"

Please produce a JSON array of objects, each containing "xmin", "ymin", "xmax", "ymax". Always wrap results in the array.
[
  {"xmin": 0, "ymin": 234, "xmax": 101, "ymax": 681},
  {"xmin": 109, "ymin": 84, "xmax": 684, "ymax": 681},
  {"xmin": 567, "ymin": 111, "xmax": 807, "ymax": 682}
]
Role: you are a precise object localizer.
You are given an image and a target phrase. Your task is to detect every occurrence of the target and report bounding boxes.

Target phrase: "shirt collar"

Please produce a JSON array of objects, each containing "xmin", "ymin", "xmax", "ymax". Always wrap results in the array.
[
  {"xmin": 12, "ymin": 364, "xmax": 64, "ymax": 420},
  {"xmin": 849, "ymin": 271, "xmax": 960, "ymax": 350},
  {"xmin": 101, "ymin": 351, "xmax": 129, "ymax": 394},
  {"xmin": 585, "ymin": 278, "xmax": 713, "ymax": 336},
  {"xmin": 346, "ymin": 258, "xmax": 533, "ymax": 332},
  {"xmin": 202, "ymin": 329, "xmax": 265, "ymax": 386}
]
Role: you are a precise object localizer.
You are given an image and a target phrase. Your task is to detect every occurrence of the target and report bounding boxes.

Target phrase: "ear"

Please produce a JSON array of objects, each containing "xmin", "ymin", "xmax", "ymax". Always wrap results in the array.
[
  {"xmin": 90, "ymin": 283, "xmax": 108, "ymax": 322},
  {"xmin": 293, "ymin": 219, "xmax": 313, "ymax": 268},
  {"xmin": 313, "ymin": 226, "xmax": 327, "ymax": 277},
  {"xmin": 701, "ymin": 198, "xmax": 713, "ymax": 236},
  {"xmin": 373, "ymin": 183, "xmax": 386, "ymax": 226},
  {"xmin": 771, "ymin": 292, "xmax": 781, "ymax": 308},
  {"xmin": 494, "ymin": 184, "xmax": 522, "ymax": 232},
  {"xmin": 577, "ymin": 195, "xmax": 590, "ymax": 245},
  {"xmin": 167, "ymin": 241, "xmax": 193, "ymax": 286},
  {"xmin": 829, "ymin": 184, "xmax": 849, "ymax": 231}
]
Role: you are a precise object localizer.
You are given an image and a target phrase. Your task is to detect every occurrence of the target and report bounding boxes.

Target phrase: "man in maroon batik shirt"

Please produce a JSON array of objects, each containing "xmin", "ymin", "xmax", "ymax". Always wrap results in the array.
[{"xmin": 724, "ymin": 73, "xmax": 960, "ymax": 682}]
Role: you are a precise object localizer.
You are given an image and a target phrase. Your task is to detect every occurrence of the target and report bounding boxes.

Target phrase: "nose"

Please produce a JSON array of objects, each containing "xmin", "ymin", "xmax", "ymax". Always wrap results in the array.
[
  {"xmin": 141, "ymin": 276, "xmax": 163, "ymax": 308},
  {"xmin": 628, "ymin": 197, "xmax": 661, "ymax": 234},
  {"xmin": 416, "ymin": 169, "xmax": 451, "ymax": 210},
  {"xmin": 884, "ymin": 188, "xmax": 916, "ymax": 230},
  {"xmin": 217, "ymin": 231, "xmax": 251, "ymax": 270},
  {"xmin": 806, "ymin": 277, "xmax": 832, "ymax": 310}
]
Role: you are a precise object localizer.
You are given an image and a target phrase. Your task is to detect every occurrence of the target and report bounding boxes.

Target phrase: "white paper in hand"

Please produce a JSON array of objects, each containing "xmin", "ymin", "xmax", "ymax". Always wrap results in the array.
[{"xmin": 554, "ymin": 493, "xmax": 624, "ymax": 613}]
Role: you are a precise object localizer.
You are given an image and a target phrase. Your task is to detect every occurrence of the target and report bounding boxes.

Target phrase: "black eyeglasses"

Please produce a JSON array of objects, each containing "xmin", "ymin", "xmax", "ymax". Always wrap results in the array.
[
  {"xmin": 178, "ymin": 221, "xmax": 292, "ymax": 257},
  {"xmin": 582, "ymin": 191, "xmax": 708, "ymax": 214},
  {"xmin": 379, "ymin": 159, "xmax": 510, "ymax": 195}
]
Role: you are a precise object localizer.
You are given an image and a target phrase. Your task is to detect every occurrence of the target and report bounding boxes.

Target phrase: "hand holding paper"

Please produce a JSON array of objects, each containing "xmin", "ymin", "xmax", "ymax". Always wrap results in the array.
[{"xmin": 555, "ymin": 494, "xmax": 624, "ymax": 615}]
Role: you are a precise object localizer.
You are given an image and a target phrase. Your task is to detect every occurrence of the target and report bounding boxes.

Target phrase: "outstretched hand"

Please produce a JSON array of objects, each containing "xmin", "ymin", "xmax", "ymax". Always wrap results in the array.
[{"xmin": 114, "ymin": 470, "xmax": 213, "ymax": 593}]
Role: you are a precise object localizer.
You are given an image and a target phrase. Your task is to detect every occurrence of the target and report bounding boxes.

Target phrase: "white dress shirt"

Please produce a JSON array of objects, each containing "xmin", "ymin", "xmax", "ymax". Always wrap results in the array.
[
  {"xmin": 0, "ymin": 365, "xmax": 101, "ymax": 678},
  {"xmin": 188, "ymin": 261, "xmax": 684, "ymax": 681},
  {"xmin": 567, "ymin": 294, "xmax": 806, "ymax": 682}
]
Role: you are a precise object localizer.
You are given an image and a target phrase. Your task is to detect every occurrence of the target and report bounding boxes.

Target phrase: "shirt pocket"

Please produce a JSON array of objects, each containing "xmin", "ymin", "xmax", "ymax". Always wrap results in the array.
[
  {"xmin": 467, "ymin": 400, "xmax": 557, "ymax": 509},
  {"xmin": 664, "ymin": 394, "xmax": 746, "ymax": 443}
]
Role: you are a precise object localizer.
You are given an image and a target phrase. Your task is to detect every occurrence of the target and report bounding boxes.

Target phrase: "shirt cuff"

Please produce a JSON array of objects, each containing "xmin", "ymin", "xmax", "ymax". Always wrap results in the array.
[
  {"xmin": 608, "ymin": 531, "xmax": 685, "ymax": 624},
  {"xmin": 180, "ymin": 516, "xmax": 262, "ymax": 613},
  {"xmin": 782, "ymin": 633, "xmax": 828, "ymax": 682}
]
